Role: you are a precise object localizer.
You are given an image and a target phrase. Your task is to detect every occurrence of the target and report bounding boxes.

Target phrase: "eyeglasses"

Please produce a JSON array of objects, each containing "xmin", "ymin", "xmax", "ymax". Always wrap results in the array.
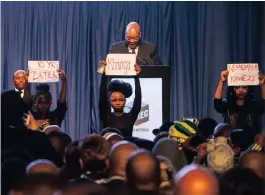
[
  {"xmin": 126, "ymin": 36, "xmax": 140, "ymax": 41},
  {"xmin": 235, "ymin": 86, "xmax": 248, "ymax": 89},
  {"xmin": 110, "ymin": 99, "xmax": 126, "ymax": 103}
]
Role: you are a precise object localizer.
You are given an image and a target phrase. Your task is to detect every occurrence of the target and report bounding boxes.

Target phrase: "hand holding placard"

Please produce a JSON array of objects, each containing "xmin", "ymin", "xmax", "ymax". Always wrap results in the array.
[
  {"xmin": 258, "ymin": 72, "xmax": 265, "ymax": 85},
  {"xmin": 227, "ymin": 63, "xmax": 259, "ymax": 86},
  {"xmin": 220, "ymin": 70, "xmax": 229, "ymax": 82},
  {"xmin": 28, "ymin": 61, "xmax": 60, "ymax": 83},
  {"xmin": 97, "ymin": 60, "xmax": 107, "ymax": 74},
  {"xmin": 135, "ymin": 64, "xmax": 141, "ymax": 76}
]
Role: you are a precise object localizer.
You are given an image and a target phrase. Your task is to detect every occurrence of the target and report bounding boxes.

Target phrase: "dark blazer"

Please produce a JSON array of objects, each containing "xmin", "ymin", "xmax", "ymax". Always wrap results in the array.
[
  {"xmin": 103, "ymin": 179, "xmax": 128, "ymax": 195},
  {"xmin": 109, "ymin": 40, "xmax": 163, "ymax": 65},
  {"xmin": 1, "ymin": 90, "xmax": 29, "ymax": 129}
]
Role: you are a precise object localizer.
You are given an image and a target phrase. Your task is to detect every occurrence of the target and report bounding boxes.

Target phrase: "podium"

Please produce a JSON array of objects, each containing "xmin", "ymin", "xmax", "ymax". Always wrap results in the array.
[{"xmin": 107, "ymin": 65, "xmax": 170, "ymax": 141}]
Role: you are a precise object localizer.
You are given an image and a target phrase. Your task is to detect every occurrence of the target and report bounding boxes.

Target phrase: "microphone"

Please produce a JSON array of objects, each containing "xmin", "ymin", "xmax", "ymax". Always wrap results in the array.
[
  {"xmin": 145, "ymin": 56, "xmax": 154, "ymax": 65},
  {"xmin": 136, "ymin": 56, "xmax": 147, "ymax": 65}
]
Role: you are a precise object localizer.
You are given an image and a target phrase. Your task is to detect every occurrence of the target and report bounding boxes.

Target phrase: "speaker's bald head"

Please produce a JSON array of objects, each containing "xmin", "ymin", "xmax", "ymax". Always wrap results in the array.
[
  {"xmin": 174, "ymin": 164, "xmax": 219, "ymax": 195},
  {"xmin": 126, "ymin": 22, "xmax": 141, "ymax": 34},
  {"xmin": 239, "ymin": 150, "xmax": 265, "ymax": 178}
]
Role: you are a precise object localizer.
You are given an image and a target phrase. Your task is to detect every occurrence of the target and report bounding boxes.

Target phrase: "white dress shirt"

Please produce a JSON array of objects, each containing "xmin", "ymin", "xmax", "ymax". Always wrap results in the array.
[
  {"xmin": 128, "ymin": 47, "xmax": 139, "ymax": 55},
  {"xmin": 15, "ymin": 88, "xmax": 24, "ymax": 98}
]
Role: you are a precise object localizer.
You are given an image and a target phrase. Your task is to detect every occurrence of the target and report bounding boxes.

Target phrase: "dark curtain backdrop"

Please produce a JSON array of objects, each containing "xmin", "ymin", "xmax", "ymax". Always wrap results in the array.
[{"xmin": 1, "ymin": 2, "xmax": 265, "ymax": 140}]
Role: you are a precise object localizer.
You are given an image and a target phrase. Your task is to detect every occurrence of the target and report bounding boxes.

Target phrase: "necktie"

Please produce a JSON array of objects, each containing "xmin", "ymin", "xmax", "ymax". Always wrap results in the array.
[
  {"xmin": 132, "ymin": 49, "xmax": 136, "ymax": 54},
  {"xmin": 18, "ymin": 90, "xmax": 22, "ymax": 97}
]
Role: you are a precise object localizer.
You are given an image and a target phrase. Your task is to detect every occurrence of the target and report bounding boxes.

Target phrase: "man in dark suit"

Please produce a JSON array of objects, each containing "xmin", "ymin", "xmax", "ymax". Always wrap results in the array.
[
  {"xmin": 109, "ymin": 22, "xmax": 163, "ymax": 65},
  {"xmin": 1, "ymin": 70, "xmax": 29, "ymax": 129}
]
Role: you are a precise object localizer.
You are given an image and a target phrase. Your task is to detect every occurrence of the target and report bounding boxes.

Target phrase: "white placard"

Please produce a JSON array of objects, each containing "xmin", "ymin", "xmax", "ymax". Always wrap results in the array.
[
  {"xmin": 227, "ymin": 63, "xmax": 259, "ymax": 86},
  {"xmin": 28, "ymin": 61, "xmax": 60, "ymax": 83},
  {"xmin": 105, "ymin": 54, "xmax": 136, "ymax": 76},
  {"xmin": 111, "ymin": 78, "xmax": 163, "ymax": 141}
]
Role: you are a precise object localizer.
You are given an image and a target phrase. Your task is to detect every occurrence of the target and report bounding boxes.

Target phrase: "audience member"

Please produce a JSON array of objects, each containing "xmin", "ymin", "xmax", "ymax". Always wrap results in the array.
[
  {"xmin": 174, "ymin": 164, "xmax": 219, "ymax": 195},
  {"xmin": 239, "ymin": 150, "xmax": 265, "ymax": 178},
  {"xmin": 126, "ymin": 149, "xmax": 161, "ymax": 194},
  {"xmin": 156, "ymin": 155, "xmax": 175, "ymax": 195},
  {"xmin": 153, "ymin": 138, "xmax": 187, "ymax": 172},
  {"xmin": 26, "ymin": 159, "xmax": 59, "ymax": 175},
  {"xmin": 79, "ymin": 135, "xmax": 110, "ymax": 183},
  {"xmin": 105, "ymin": 141, "xmax": 138, "ymax": 195},
  {"xmin": 10, "ymin": 174, "xmax": 61, "ymax": 195},
  {"xmin": 220, "ymin": 167, "xmax": 263, "ymax": 195}
]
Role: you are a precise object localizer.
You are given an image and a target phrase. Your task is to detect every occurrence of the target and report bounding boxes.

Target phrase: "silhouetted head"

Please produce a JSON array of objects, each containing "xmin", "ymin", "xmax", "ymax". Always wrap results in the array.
[
  {"xmin": 239, "ymin": 150, "xmax": 265, "ymax": 179},
  {"xmin": 79, "ymin": 135, "xmax": 110, "ymax": 176},
  {"xmin": 198, "ymin": 118, "xmax": 217, "ymax": 138},
  {"xmin": 126, "ymin": 149, "xmax": 161, "ymax": 192},
  {"xmin": 174, "ymin": 164, "xmax": 219, "ymax": 195},
  {"xmin": 26, "ymin": 159, "xmax": 59, "ymax": 175},
  {"xmin": 109, "ymin": 141, "xmax": 138, "ymax": 178},
  {"xmin": 220, "ymin": 167, "xmax": 263, "ymax": 195},
  {"xmin": 10, "ymin": 174, "xmax": 61, "ymax": 195},
  {"xmin": 125, "ymin": 22, "xmax": 141, "ymax": 49},
  {"xmin": 107, "ymin": 80, "xmax": 132, "ymax": 112}
]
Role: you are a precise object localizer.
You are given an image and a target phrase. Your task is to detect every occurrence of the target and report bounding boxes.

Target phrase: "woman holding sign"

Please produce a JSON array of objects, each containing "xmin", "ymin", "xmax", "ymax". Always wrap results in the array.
[
  {"xmin": 213, "ymin": 70, "xmax": 265, "ymax": 150},
  {"xmin": 98, "ymin": 61, "xmax": 142, "ymax": 137},
  {"xmin": 24, "ymin": 69, "xmax": 67, "ymax": 130}
]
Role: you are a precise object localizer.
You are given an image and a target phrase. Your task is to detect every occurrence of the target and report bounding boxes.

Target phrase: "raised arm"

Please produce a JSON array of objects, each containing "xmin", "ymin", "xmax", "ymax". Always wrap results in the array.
[
  {"xmin": 98, "ymin": 60, "xmax": 111, "ymax": 124},
  {"xmin": 130, "ymin": 65, "xmax": 142, "ymax": 122},
  {"xmin": 23, "ymin": 69, "xmax": 33, "ymax": 108},
  {"xmin": 52, "ymin": 70, "xmax": 67, "ymax": 126},
  {"xmin": 213, "ymin": 70, "xmax": 228, "ymax": 114},
  {"xmin": 58, "ymin": 69, "xmax": 67, "ymax": 104},
  {"xmin": 258, "ymin": 72, "xmax": 265, "ymax": 113}
]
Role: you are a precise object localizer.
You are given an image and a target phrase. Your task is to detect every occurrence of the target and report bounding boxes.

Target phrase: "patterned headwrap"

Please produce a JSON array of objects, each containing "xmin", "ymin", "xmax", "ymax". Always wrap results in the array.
[{"xmin": 168, "ymin": 120, "xmax": 198, "ymax": 145}]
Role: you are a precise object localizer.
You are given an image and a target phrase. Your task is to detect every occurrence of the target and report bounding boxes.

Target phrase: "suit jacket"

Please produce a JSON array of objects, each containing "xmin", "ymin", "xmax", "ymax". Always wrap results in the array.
[
  {"xmin": 1, "ymin": 89, "xmax": 29, "ymax": 129},
  {"xmin": 109, "ymin": 40, "xmax": 163, "ymax": 65},
  {"xmin": 103, "ymin": 178, "xmax": 128, "ymax": 195}
]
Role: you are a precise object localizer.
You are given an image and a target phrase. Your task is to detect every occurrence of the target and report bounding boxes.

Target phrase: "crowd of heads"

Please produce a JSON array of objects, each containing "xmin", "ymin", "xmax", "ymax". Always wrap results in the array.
[{"xmin": 2, "ymin": 117, "xmax": 265, "ymax": 195}]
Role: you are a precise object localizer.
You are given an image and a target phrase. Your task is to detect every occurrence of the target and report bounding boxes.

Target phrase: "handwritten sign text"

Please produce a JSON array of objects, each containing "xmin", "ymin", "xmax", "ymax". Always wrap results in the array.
[
  {"xmin": 105, "ymin": 54, "xmax": 136, "ymax": 76},
  {"xmin": 28, "ymin": 61, "xmax": 60, "ymax": 83},
  {"xmin": 227, "ymin": 63, "xmax": 259, "ymax": 86}
]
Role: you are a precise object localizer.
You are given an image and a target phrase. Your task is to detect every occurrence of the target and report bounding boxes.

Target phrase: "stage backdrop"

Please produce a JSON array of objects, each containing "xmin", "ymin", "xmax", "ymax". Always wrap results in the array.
[{"xmin": 1, "ymin": 2, "xmax": 265, "ymax": 140}]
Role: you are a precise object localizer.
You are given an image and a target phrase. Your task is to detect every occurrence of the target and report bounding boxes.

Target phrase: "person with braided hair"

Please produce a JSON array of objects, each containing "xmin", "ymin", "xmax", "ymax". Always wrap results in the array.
[
  {"xmin": 24, "ymin": 69, "xmax": 67, "ymax": 130},
  {"xmin": 98, "ymin": 62, "xmax": 142, "ymax": 137}
]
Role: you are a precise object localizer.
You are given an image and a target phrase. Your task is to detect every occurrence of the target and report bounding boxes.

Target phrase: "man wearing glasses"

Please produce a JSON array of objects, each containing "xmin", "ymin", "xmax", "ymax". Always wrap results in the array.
[
  {"xmin": 213, "ymin": 70, "xmax": 265, "ymax": 150},
  {"xmin": 109, "ymin": 22, "xmax": 163, "ymax": 65}
]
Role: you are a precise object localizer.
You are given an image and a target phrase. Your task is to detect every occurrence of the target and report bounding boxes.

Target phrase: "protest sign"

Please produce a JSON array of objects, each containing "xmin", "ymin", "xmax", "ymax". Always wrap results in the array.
[
  {"xmin": 105, "ymin": 54, "xmax": 136, "ymax": 76},
  {"xmin": 28, "ymin": 61, "xmax": 60, "ymax": 83},
  {"xmin": 227, "ymin": 63, "xmax": 259, "ymax": 86}
]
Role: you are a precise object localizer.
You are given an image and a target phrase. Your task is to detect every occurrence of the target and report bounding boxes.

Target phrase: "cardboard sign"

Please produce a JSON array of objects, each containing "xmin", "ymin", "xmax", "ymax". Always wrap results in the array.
[
  {"xmin": 227, "ymin": 63, "xmax": 259, "ymax": 86},
  {"xmin": 105, "ymin": 54, "xmax": 136, "ymax": 76},
  {"xmin": 28, "ymin": 61, "xmax": 60, "ymax": 83}
]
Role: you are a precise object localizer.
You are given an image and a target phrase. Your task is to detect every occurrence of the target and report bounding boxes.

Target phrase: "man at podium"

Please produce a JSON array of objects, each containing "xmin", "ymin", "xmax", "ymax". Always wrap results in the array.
[{"xmin": 109, "ymin": 22, "xmax": 163, "ymax": 65}]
